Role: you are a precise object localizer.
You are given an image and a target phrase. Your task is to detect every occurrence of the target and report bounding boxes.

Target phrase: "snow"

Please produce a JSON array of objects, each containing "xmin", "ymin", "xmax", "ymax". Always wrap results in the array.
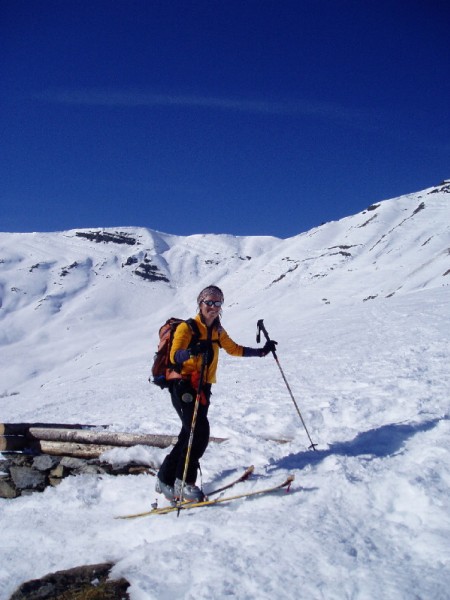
[{"xmin": 1, "ymin": 182, "xmax": 450, "ymax": 599}]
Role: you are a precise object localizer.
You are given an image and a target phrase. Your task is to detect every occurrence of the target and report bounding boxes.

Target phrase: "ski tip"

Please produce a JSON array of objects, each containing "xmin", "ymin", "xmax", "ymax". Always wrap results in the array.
[{"xmin": 285, "ymin": 474, "xmax": 295, "ymax": 492}]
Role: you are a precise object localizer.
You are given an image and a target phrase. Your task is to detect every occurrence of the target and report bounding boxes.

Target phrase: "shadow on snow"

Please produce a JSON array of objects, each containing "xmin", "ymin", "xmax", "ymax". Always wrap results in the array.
[{"xmin": 269, "ymin": 414, "xmax": 449, "ymax": 473}]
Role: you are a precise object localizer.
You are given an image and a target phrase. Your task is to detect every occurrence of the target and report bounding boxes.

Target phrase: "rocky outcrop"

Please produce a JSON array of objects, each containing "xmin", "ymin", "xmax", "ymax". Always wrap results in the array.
[
  {"xmin": 75, "ymin": 230, "xmax": 138, "ymax": 245},
  {"xmin": 9, "ymin": 562, "xmax": 130, "ymax": 599},
  {"xmin": 134, "ymin": 256, "xmax": 169, "ymax": 282}
]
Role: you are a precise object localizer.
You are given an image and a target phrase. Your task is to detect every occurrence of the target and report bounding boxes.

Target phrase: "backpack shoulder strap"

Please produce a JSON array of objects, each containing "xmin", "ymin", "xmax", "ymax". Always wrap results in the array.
[{"xmin": 185, "ymin": 318, "xmax": 200, "ymax": 344}]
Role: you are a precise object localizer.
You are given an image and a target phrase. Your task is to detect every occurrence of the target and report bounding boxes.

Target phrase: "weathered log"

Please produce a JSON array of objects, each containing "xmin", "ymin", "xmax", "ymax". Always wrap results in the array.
[
  {"xmin": 0, "ymin": 435, "xmax": 27, "ymax": 451},
  {"xmin": 34, "ymin": 440, "xmax": 120, "ymax": 459},
  {"xmin": 0, "ymin": 424, "xmax": 290, "ymax": 455},
  {"xmin": 28, "ymin": 428, "xmax": 177, "ymax": 448},
  {"xmin": 26, "ymin": 427, "xmax": 227, "ymax": 448},
  {"xmin": 0, "ymin": 423, "xmax": 105, "ymax": 436}
]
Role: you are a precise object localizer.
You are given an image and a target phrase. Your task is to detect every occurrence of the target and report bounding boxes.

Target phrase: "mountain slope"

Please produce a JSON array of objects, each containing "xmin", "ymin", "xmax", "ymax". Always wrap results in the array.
[
  {"xmin": 0, "ymin": 181, "xmax": 449, "ymax": 599},
  {"xmin": 0, "ymin": 180, "xmax": 449, "ymax": 401}
]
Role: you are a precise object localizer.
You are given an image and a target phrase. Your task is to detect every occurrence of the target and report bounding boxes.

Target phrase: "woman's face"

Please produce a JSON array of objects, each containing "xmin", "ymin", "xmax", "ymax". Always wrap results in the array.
[{"xmin": 199, "ymin": 294, "xmax": 223, "ymax": 324}]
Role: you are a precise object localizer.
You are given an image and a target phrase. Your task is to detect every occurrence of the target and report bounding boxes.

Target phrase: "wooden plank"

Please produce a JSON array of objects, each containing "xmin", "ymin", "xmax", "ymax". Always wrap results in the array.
[
  {"xmin": 27, "ymin": 428, "xmax": 176, "ymax": 448},
  {"xmin": 0, "ymin": 423, "xmax": 105, "ymax": 436},
  {"xmin": 35, "ymin": 440, "xmax": 119, "ymax": 458},
  {"xmin": 26, "ymin": 428, "xmax": 227, "ymax": 448}
]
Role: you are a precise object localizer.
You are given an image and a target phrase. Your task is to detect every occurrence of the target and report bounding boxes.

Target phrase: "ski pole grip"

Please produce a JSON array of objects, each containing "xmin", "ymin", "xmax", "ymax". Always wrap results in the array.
[
  {"xmin": 256, "ymin": 319, "xmax": 271, "ymax": 343},
  {"xmin": 257, "ymin": 319, "xmax": 279, "ymax": 359}
]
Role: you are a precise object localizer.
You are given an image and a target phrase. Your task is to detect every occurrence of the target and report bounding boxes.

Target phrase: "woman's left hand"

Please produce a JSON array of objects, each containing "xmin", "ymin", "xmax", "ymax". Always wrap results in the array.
[{"xmin": 262, "ymin": 340, "xmax": 277, "ymax": 356}]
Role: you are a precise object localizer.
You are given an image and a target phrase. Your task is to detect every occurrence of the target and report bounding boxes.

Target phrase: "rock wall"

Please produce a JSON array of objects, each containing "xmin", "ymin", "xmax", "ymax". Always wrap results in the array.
[{"xmin": 0, "ymin": 453, "xmax": 156, "ymax": 498}]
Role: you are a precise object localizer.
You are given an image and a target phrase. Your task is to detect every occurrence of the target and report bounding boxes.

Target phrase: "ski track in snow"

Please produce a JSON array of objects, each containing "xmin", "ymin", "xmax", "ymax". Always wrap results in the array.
[{"xmin": 1, "ymin": 183, "xmax": 450, "ymax": 599}]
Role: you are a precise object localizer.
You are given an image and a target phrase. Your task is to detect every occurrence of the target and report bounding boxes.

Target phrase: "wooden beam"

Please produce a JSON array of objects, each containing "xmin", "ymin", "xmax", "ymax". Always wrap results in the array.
[
  {"xmin": 0, "ymin": 423, "xmax": 105, "ymax": 436},
  {"xmin": 0, "ymin": 424, "xmax": 227, "ymax": 449},
  {"xmin": 27, "ymin": 428, "xmax": 176, "ymax": 448},
  {"xmin": 26, "ymin": 428, "xmax": 227, "ymax": 448},
  {"xmin": 34, "ymin": 440, "xmax": 122, "ymax": 459}
]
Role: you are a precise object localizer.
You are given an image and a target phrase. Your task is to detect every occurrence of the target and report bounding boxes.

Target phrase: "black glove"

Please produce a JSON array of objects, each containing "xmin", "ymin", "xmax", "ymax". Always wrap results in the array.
[
  {"xmin": 262, "ymin": 340, "xmax": 277, "ymax": 356},
  {"xmin": 190, "ymin": 340, "xmax": 213, "ymax": 361}
]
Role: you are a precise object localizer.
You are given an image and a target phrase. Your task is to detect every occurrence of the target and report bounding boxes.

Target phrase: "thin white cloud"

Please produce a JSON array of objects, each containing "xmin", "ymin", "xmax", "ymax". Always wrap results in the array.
[{"xmin": 34, "ymin": 88, "xmax": 373, "ymax": 124}]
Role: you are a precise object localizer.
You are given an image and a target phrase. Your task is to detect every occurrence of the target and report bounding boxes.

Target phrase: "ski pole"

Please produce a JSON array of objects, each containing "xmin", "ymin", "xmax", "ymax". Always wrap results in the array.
[
  {"xmin": 177, "ymin": 351, "xmax": 208, "ymax": 516},
  {"xmin": 256, "ymin": 319, "xmax": 318, "ymax": 451}
]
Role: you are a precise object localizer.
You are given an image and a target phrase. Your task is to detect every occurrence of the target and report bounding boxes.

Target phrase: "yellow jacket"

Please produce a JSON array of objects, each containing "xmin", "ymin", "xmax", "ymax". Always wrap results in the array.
[{"xmin": 169, "ymin": 314, "xmax": 244, "ymax": 384}]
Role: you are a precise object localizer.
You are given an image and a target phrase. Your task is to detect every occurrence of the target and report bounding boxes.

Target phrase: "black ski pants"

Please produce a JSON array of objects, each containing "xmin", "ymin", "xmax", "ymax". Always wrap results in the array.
[{"xmin": 158, "ymin": 381, "xmax": 211, "ymax": 485}]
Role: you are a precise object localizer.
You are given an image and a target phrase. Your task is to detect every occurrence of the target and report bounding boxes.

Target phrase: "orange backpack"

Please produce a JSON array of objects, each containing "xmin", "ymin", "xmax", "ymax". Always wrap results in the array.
[{"xmin": 150, "ymin": 318, "xmax": 200, "ymax": 388}]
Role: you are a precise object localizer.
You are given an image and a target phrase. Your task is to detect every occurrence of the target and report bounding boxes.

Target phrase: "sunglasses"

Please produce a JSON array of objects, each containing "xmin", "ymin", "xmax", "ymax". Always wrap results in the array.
[{"xmin": 202, "ymin": 300, "xmax": 223, "ymax": 307}]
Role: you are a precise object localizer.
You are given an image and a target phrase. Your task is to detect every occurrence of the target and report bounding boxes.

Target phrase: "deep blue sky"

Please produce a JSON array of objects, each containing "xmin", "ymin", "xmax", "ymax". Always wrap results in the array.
[{"xmin": 1, "ymin": 0, "xmax": 449, "ymax": 238}]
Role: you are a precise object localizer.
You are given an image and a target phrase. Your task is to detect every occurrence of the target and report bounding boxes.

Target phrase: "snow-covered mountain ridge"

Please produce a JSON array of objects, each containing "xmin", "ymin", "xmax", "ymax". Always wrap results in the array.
[
  {"xmin": 0, "ymin": 180, "xmax": 449, "ymax": 400},
  {"xmin": 2, "ymin": 179, "xmax": 449, "ymax": 309}
]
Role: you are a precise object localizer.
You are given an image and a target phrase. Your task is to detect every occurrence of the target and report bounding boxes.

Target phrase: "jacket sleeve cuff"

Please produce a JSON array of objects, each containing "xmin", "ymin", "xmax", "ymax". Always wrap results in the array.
[{"xmin": 242, "ymin": 347, "xmax": 263, "ymax": 357}]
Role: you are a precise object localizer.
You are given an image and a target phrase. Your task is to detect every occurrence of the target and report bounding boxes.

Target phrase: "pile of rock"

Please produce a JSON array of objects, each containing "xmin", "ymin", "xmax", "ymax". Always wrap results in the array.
[{"xmin": 0, "ymin": 453, "xmax": 156, "ymax": 498}]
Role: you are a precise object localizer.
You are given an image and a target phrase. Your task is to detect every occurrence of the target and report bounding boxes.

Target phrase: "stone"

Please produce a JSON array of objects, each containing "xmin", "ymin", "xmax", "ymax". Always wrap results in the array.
[
  {"xmin": 0, "ymin": 477, "xmax": 18, "ymax": 498},
  {"xmin": 49, "ymin": 464, "xmax": 65, "ymax": 478},
  {"xmin": 32, "ymin": 455, "xmax": 59, "ymax": 471},
  {"xmin": 59, "ymin": 456, "xmax": 86, "ymax": 469},
  {"xmin": 10, "ymin": 466, "xmax": 46, "ymax": 490},
  {"xmin": 48, "ymin": 477, "xmax": 63, "ymax": 487},
  {"xmin": 75, "ymin": 463, "xmax": 105, "ymax": 475}
]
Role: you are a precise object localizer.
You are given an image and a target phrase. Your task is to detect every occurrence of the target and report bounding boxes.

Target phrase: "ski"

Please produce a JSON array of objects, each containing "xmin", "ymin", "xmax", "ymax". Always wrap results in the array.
[
  {"xmin": 207, "ymin": 464, "xmax": 255, "ymax": 498},
  {"xmin": 117, "ymin": 473, "xmax": 294, "ymax": 518},
  {"xmin": 116, "ymin": 465, "xmax": 255, "ymax": 520},
  {"xmin": 150, "ymin": 474, "xmax": 294, "ymax": 516}
]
